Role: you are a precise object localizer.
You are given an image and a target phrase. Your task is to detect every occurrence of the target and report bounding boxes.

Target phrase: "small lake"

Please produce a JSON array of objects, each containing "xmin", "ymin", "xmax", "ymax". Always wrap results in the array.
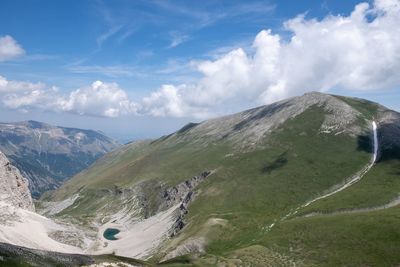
[{"xmin": 103, "ymin": 228, "xmax": 120, "ymax": 240}]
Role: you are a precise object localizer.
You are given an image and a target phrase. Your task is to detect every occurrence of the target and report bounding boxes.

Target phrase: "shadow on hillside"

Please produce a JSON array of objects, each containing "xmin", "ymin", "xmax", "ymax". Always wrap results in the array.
[
  {"xmin": 233, "ymin": 101, "xmax": 291, "ymax": 132},
  {"xmin": 377, "ymin": 121, "xmax": 400, "ymax": 162},
  {"xmin": 261, "ymin": 152, "xmax": 288, "ymax": 174},
  {"xmin": 357, "ymin": 134, "xmax": 373, "ymax": 155},
  {"xmin": 357, "ymin": 121, "xmax": 400, "ymax": 163}
]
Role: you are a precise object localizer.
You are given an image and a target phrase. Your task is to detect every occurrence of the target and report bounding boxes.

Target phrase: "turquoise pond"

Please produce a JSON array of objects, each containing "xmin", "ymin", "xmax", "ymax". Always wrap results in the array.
[{"xmin": 103, "ymin": 228, "xmax": 120, "ymax": 240}]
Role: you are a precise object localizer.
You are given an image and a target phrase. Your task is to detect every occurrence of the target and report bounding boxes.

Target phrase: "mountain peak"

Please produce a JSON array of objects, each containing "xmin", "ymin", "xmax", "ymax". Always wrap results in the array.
[
  {"xmin": 302, "ymin": 91, "xmax": 326, "ymax": 96},
  {"xmin": 169, "ymin": 92, "xmax": 363, "ymax": 148},
  {"xmin": 296, "ymin": 91, "xmax": 338, "ymax": 105},
  {"xmin": 23, "ymin": 120, "xmax": 49, "ymax": 129}
]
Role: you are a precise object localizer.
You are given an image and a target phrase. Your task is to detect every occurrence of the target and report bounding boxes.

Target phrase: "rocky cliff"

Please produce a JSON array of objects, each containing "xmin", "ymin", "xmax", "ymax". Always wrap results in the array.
[{"xmin": 0, "ymin": 151, "xmax": 34, "ymax": 211}]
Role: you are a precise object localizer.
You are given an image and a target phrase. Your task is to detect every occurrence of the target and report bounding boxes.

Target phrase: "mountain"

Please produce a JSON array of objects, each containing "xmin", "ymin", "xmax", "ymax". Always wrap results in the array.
[
  {"xmin": 0, "ymin": 120, "xmax": 120, "ymax": 198},
  {"xmin": 2, "ymin": 92, "xmax": 400, "ymax": 266}
]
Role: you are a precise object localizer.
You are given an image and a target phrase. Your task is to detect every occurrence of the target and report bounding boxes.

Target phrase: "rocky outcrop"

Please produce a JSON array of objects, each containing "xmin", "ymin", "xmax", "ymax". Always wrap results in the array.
[
  {"xmin": 0, "ymin": 151, "xmax": 34, "ymax": 211},
  {"xmin": 159, "ymin": 171, "xmax": 211, "ymax": 237},
  {"xmin": 0, "ymin": 120, "xmax": 120, "ymax": 197},
  {"xmin": 162, "ymin": 237, "xmax": 206, "ymax": 262}
]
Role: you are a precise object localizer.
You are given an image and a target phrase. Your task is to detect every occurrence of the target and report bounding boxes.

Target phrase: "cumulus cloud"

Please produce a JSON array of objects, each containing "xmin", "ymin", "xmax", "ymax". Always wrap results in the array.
[
  {"xmin": 59, "ymin": 81, "xmax": 137, "ymax": 117},
  {"xmin": 139, "ymin": 0, "xmax": 400, "ymax": 117},
  {"xmin": 0, "ymin": 35, "xmax": 25, "ymax": 61},
  {"xmin": 0, "ymin": 75, "xmax": 45, "ymax": 92},
  {"xmin": 0, "ymin": 0, "xmax": 399, "ymax": 118},
  {"xmin": 0, "ymin": 76, "xmax": 136, "ymax": 117}
]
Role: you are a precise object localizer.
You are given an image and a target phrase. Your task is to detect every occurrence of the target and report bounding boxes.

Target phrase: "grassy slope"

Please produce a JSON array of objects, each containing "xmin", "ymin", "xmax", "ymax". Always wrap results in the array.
[
  {"xmin": 190, "ymin": 101, "xmax": 399, "ymax": 267},
  {"xmin": 297, "ymin": 159, "xmax": 400, "ymax": 215},
  {"xmin": 160, "ymin": 126, "xmax": 400, "ymax": 266},
  {"xmin": 169, "ymin": 106, "xmax": 370, "ymax": 256},
  {"xmin": 47, "ymin": 95, "xmax": 400, "ymax": 266},
  {"xmin": 292, "ymin": 98, "xmax": 400, "ymax": 214},
  {"xmin": 261, "ymin": 206, "xmax": 400, "ymax": 267}
]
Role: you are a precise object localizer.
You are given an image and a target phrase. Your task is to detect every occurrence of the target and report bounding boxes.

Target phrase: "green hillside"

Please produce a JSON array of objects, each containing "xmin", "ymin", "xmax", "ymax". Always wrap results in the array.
[{"xmin": 44, "ymin": 92, "xmax": 400, "ymax": 266}]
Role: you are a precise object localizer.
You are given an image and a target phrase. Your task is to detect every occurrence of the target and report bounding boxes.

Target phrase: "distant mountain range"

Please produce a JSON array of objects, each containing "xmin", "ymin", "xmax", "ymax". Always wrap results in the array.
[{"xmin": 0, "ymin": 120, "xmax": 120, "ymax": 198}]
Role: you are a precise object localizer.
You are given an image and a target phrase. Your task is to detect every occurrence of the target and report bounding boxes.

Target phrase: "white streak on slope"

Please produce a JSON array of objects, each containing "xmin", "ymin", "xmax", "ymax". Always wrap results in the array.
[
  {"xmin": 266, "ymin": 121, "xmax": 379, "ymax": 232},
  {"xmin": 302, "ymin": 121, "xmax": 378, "ymax": 208},
  {"xmin": 372, "ymin": 121, "xmax": 378, "ymax": 163},
  {"xmin": 304, "ymin": 195, "xmax": 400, "ymax": 217}
]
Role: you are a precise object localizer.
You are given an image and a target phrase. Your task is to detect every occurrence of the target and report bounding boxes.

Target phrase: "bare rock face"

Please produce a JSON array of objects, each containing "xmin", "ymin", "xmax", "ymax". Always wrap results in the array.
[
  {"xmin": 159, "ymin": 171, "xmax": 211, "ymax": 237},
  {"xmin": 0, "ymin": 151, "xmax": 34, "ymax": 211}
]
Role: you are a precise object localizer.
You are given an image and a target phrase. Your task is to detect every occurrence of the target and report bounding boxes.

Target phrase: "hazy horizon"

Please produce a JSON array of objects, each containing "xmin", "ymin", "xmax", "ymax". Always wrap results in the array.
[{"xmin": 0, "ymin": 90, "xmax": 399, "ymax": 143}]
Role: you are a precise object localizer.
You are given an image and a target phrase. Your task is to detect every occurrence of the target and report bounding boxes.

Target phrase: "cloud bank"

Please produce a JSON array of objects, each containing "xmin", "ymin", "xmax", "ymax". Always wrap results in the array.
[
  {"xmin": 1, "ymin": 77, "xmax": 136, "ymax": 117},
  {"xmin": 143, "ymin": 0, "xmax": 400, "ymax": 116},
  {"xmin": 1, "ymin": 0, "xmax": 399, "ymax": 118}
]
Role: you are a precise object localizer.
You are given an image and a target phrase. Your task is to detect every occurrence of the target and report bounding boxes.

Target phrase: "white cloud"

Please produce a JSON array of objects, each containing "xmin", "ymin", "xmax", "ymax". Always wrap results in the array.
[
  {"xmin": 139, "ymin": 0, "xmax": 400, "ymax": 117},
  {"xmin": 59, "ymin": 81, "xmax": 137, "ymax": 117},
  {"xmin": 0, "ymin": 0, "xmax": 399, "ymax": 119},
  {"xmin": 168, "ymin": 32, "xmax": 190, "ymax": 48},
  {"xmin": 3, "ymin": 87, "xmax": 59, "ymax": 110},
  {"xmin": 0, "ymin": 76, "xmax": 137, "ymax": 118},
  {"xmin": 0, "ymin": 35, "xmax": 25, "ymax": 61},
  {"xmin": 0, "ymin": 75, "xmax": 45, "ymax": 92},
  {"xmin": 96, "ymin": 25, "xmax": 123, "ymax": 48},
  {"xmin": 141, "ymin": 85, "xmax": 185, "ymax": 117},
  {"xmin": 68, "ymin": 65, "xmax": 137, "ymax": 78}
]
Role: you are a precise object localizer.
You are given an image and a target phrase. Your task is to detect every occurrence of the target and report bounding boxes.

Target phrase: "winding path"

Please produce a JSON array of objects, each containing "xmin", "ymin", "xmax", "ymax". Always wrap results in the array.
[{"xmin": 265, "ymin": 121, "xmax": 379, "ymax": 232}]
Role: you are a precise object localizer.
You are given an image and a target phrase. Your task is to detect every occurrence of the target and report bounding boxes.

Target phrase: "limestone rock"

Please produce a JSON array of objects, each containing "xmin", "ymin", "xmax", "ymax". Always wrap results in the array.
[{"xmin": 0, "ymin": 151, "xmax": 34, "ymax": 211}]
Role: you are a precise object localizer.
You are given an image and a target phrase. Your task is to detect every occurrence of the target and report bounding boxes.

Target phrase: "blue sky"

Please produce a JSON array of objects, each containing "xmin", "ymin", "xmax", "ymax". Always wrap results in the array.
[{"xmin": 1, "ymin": 0, "xmax": 399, "ymax": 142}]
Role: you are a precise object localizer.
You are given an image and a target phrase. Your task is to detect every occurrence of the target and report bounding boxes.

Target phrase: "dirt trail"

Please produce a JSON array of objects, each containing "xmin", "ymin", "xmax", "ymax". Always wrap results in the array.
[{"xmin": 303, "ymin": 196, "xmax": 400, "ymax": 217}]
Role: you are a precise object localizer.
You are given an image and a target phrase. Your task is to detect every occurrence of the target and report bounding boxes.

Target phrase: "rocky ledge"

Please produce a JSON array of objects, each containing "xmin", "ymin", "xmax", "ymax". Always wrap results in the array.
[{"xmin": 159, "ymin": 171, "xmax": 212, "ymax": 237}]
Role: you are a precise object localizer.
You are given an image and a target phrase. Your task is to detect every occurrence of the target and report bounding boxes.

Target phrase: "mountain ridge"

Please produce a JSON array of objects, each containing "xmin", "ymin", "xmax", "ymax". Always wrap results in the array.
[{"xmin": 0, "ymin": 119, "xmax": 120, "ymax": 197}]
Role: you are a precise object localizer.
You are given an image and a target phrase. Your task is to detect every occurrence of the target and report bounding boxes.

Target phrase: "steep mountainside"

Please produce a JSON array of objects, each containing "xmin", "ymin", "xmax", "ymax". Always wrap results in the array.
[
  {"xmin": 0, "ymin": 120, "xmax": 119, "ymax": 198},
  {"xmin": 33, "ymin": 92, "xmax": 400, "ymax": 266},
  {"xmin": 0, "ymin": 151, "xmax": 34, "ymax": 211}
]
